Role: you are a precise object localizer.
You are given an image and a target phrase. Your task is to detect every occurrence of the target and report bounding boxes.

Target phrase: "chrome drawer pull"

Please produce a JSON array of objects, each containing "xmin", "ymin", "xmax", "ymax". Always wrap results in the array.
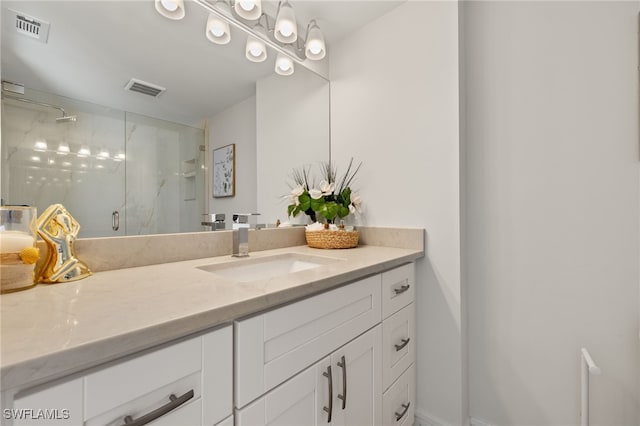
[
  {"xmin": 337, "ymin": 355, "xmax": 347, "ymax": 410},
  {"xmin": 395, "ymin": 402, "xmax": 410, "ymax": 422},
  {"xmin": 322, "ymin": 365, "xmax": 333, "ymax": 423},
  {"xmin": 394, "ymin": 284, "xmax": 410, "ymax": 295},
  {"xmin": 121, "ymin": 389, "xmax": 194, "ymax": 426},
  {"xmin": 395, "ymin": 338, "xmax": 411, "ymax": 352}
]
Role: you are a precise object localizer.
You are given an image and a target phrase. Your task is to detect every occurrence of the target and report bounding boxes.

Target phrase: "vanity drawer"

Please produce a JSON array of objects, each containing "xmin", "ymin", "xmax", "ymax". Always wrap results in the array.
[
  {"xmin": 235, "ymin": 274, "xmax": 381, "ymax": 408},
  {"xmin": 12, "ymin": 378, "xmax": 83, "ymax": 425},
  {"xmin": 382, "ymin": 364, "xmax": 415, "ymax": 426},
  {"xmin": 84, "ymin": 336, "xmax": 203, "ymax": 420},
  {"xmin": 382, "ymin": 303, "xmax": 415, "ymax": 391},
  {"xmin": 381, "ymin": 264, "xmax": 415, "ymax": 319},
  {"xmin": 84, "ymin": 325, "xmax": 232, "ymax": 425}
]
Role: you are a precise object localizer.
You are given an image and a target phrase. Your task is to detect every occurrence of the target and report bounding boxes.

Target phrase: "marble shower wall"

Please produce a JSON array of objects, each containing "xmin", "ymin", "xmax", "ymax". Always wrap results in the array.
[
  {"xmin": 1, "ymin": 89, "xmax": 204, "ymax": 237},
  {"xmin": 124, "ymin": 113, "xmax": 204, "ymax": 236}
]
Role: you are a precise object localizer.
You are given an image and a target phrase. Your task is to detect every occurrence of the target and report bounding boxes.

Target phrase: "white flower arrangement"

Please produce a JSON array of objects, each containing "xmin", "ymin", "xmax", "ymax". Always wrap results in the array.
[{"xmin": 287, "ymin": 159, "xmax": 362, "ymax": 224}]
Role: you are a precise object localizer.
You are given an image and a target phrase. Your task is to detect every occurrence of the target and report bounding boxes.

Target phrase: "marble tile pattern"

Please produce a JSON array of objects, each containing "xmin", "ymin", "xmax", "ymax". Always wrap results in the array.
[
  {"xmin": 1, "ymin": 93, "xmax": 205, "ymax": 239},
  {"xmin": 1, "ymin": 242, "xmax": 424, "ymax": 393}
]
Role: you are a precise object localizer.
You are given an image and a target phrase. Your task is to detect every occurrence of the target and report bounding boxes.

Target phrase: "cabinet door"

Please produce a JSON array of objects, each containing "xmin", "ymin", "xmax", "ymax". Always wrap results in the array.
[
  {"xmin": 236, "ymin": 357, "xmax": 331, "ymax": 426},
  {"xmin": 235, "ymin": 274, "xmax": 381, "ymax": 408},
  {"xmin": 331, "ymin": 326, "xmax": 382, "ymax": 426}
]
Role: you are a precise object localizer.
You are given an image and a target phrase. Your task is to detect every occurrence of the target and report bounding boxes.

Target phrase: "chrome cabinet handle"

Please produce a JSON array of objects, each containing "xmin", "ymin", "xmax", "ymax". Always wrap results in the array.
[
  {"xmin": 394, "ymin": 284, "xmax": 410, "ymax": 295},
  {"xmin": 394, "ymin": 402, "xmax": 410, "ymax": 422},
  {"xmin": 112, "ymin": 210, "xmax": 120, "ymax": 231},
  {"xmin": 322, "ymin": 365, "xmax": 333, "ymax": 423},
  {"xmin": 337, "ymin": 355, "xmax": 347, "ymax": 410},
  {"xmin": 121, "ymin": 389, "xmax": 194, "ymax": 426},
  {"xmin": 395, "ymin": 338, "xmax": 411, "ymax": 352}
]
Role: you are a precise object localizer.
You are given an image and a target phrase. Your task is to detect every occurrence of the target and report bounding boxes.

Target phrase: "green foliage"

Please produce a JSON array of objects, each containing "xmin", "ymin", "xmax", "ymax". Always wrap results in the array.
[{"xmin": 286, "ymin": 158, "xmax": 362, "ymax": 224}]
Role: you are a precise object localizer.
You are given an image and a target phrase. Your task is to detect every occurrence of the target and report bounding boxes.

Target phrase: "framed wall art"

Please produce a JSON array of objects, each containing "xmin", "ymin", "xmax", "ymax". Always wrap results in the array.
[{"xmin": 212, "ymin": 143, "xmax": 235, "ymax": 198}]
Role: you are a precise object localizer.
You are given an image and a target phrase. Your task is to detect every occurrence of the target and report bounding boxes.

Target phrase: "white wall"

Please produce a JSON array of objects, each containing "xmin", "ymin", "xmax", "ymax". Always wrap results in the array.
[
  {"xmin": 208, "ymin": 95, "xmax": 257, "ymax": 219},
  {"xmin": 463, "ymin": 2, "xmax": 640, "ymax": 424},
  {"xmin": 329, "ymin": 2, "xmax": 464, "ymax": 424},
  {"xmin": 256, "ymin": 70, "xmax": 330, "ymax": 223}
]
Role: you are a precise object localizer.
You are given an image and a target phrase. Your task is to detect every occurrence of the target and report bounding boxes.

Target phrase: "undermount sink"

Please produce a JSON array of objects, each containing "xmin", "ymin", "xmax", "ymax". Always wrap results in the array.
[{"xmin": 196, "ymin": 253, "xmax": 341, "ymax": 282}]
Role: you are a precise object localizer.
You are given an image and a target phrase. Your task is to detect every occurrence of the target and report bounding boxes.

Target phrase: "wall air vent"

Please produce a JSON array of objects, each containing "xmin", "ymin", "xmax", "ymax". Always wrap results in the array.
[
  {"xmin": 8, "ymin": 9, "xmax": 50, "ymax": 43},
  {"xmin": 124, "ymin": 79, "xmax": 166, "ymax": 98}
]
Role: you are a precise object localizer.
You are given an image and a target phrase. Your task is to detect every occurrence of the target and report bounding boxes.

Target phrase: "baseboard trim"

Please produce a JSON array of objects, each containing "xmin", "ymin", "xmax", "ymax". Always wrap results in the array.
[
  {"xmin": 415, "ymin": 409, "xmax": 454, "ymax": 426},
  {"xmin": 414, "ymin": 410, "xmax": 493, "ymax": 426},
  {"xmin": 470, "ymin": 417, "xmax": 494, "ymax": 426}
]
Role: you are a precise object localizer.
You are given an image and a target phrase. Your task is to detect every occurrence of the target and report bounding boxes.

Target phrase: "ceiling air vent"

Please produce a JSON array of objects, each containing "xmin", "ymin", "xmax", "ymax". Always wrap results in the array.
[
  {"xmin": 124, "ymin": 79, "xmax": 166, "ymax": 98},
  {"xmin": 8, "ymin": 9, "xmax": 50, "ymax": 43}
]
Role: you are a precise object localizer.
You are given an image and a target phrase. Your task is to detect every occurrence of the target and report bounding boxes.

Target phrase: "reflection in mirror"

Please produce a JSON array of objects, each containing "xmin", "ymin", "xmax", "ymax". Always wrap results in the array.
[{"xmin": 0, "ymin": 0, "xmax": 330, "ymax": 237}]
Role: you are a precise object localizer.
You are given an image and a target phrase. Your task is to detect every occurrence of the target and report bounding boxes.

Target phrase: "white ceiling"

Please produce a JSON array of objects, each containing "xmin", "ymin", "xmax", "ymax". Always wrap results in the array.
[{"xmin": 1, "ymin": 0, "xmax": 403, "ymax": 127}]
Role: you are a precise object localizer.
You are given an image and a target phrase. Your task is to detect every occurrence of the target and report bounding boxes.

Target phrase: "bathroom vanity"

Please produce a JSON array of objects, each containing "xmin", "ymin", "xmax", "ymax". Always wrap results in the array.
[{"xmin": 0, "ymin": 229, "xmax": 423, "ymax": 426}]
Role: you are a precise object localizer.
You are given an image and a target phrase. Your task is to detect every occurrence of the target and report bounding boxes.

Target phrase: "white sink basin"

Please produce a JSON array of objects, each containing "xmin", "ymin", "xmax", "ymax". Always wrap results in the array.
[{"xmin": 196, "ymin": 253, "xmax": 341, "ymax": 282}]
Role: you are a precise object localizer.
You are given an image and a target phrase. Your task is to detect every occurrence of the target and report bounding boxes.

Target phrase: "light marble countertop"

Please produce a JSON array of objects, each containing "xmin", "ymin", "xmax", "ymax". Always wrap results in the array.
[{"xmin": 1, "ymin": 244, "xmax": 423, "ymax": 393}]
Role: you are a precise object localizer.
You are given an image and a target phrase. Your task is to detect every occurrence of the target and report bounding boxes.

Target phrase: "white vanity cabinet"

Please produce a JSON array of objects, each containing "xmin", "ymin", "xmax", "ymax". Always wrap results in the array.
[
  {"xmin": 3, "ymin": 259, "xmax": 419, "ymax": 426},
  {"xmin": 234, "ymin": 274, "xmax": 382, "ymax": 408},
  {"xmin": 4, "ymin": 325, "xmax": 232, "ymax": 426},
  {"xmin": 235, "ymin": 262, "xmax": 416, "ymax": 426},
  {"xmin": 236, "ymin": 326, "xmax": 381, "ymax": 426},
  {"xmin": 381, "ymin": 264, "xmax": 416, "ymax": 426}
]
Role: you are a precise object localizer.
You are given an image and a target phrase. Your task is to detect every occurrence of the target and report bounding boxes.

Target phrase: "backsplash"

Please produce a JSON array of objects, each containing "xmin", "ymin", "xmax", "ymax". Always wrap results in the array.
[{"xmin": 33, "ymin": 226, "xmax": 425, "ymax": 272}]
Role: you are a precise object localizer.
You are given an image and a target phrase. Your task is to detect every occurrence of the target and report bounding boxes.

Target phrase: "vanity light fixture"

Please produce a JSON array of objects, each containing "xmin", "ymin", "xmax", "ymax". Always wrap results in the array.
[
  {"xmin": 34, "ymin": 139, "xmax": 47, "ymax": 152},
  {"xmin": 206, "ymin": 12, "xmax": 231, "ymax": 44},
  {"xmin": 57, "ymin": 143, "xmax": 70, "ymax": 155},
  {"xmin": 274, "ymin": 0, "xmax": 297, "ymax": 44},
  {"xmin": 168, "ymin": 0, "xmax": 327, "ymax": 77},
  {"xmin": 246, "ymin": 35, "xmax": 267, "ymax": 62},
  {"xmin": 234, "ymin": 0, "xmax": 261, "ymax": 21},
  {"xmin": 304, "ymin": 20, "xmax": 325, "ymax": 60},
  {"xmin": 155, "ymin": 0, "xmax": 185, "ymax": 20},
  {"xmin": 275, "ymin": 53, "xmax": 294, "ymax": 76}
]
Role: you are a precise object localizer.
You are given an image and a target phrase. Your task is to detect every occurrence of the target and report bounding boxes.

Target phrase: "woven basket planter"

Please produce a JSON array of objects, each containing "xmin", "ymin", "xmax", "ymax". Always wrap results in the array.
[{"xmin": 305, "ymin": 230, "xmax": 359, "ymax": 249}]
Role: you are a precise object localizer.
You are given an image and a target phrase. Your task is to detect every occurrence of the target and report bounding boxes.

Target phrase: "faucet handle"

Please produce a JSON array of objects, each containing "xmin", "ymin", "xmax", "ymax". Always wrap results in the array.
[{"xmin": 232, "ymin": 213, "xmax": 260, "ymax": 224}]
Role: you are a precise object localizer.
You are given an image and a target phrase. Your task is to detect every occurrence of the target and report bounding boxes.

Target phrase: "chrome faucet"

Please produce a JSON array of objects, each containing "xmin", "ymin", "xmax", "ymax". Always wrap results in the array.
[
  {"xmin": 232, "ymin": 213, "xmax": 259, "ymax": 257},
  {"xmin": 232, "ymin": 226, "xmax": 249, "ymax": 257}
]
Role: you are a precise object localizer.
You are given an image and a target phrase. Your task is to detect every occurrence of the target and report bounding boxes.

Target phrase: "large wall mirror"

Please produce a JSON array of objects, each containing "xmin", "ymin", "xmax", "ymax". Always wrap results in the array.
[{"xmin": 0, "ymin": 0, "xmax": 330, "ymax": 237}]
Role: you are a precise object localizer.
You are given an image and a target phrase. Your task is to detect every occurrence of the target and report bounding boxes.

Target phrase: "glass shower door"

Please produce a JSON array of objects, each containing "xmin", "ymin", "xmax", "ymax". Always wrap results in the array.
[{"xmin": 1, "ymin": 90, "xmax": 126, "ymax": 238}]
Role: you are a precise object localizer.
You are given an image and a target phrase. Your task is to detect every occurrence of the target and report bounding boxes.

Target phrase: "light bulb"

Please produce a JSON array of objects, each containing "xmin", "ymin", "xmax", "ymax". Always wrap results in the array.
[
  {"xmin": 305, "ymin": 20, "xmax": 325, "ymax": 60},
  {"xmin": 206, "ymin": 14, "xmax": 231, "ymax": 44},
  {"xmin": 211, "ymin": 26, "xmax": 225, "ymax": 37},
  {"xmin": 274, "ymin": 1, "xmax": 297, "ymax": 43},
  {"xmin": 279, "ymin": 22, "xmax": 293, "ymax": 37},
  {"xmin": 245, "ymin": 37, "xmax": 267, "ymax": 62},
  {"xmin": 234, "ymin": 0, "xmax": 261, "ymax": 20},
  {"xmin": 155, "ymin": 0, "xmax": 185, "ymax": 20},
  {"xmin": 275, "ymin": 54, "xmax": 294, "ymax": 76},
  {"xmin": 239, "ymin": 1, "xmax": 254, "ymax": 11},
  {"xmin": 160, "ymin": 0, "xmax": 178, "ymax": 12},
  {"xmin": 308, "ymin": 41, "xmax": 322, "ymax": 55}
]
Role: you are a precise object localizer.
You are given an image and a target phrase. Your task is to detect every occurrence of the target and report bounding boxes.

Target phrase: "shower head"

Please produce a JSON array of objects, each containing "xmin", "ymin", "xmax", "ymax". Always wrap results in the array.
[
  {"xmin": 2, "ymin": 93, "xmax": 77, "ymax": 123},
  {"xmin": 56, "ymin": 115, "xmax": 77, "ymax": 123}
]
